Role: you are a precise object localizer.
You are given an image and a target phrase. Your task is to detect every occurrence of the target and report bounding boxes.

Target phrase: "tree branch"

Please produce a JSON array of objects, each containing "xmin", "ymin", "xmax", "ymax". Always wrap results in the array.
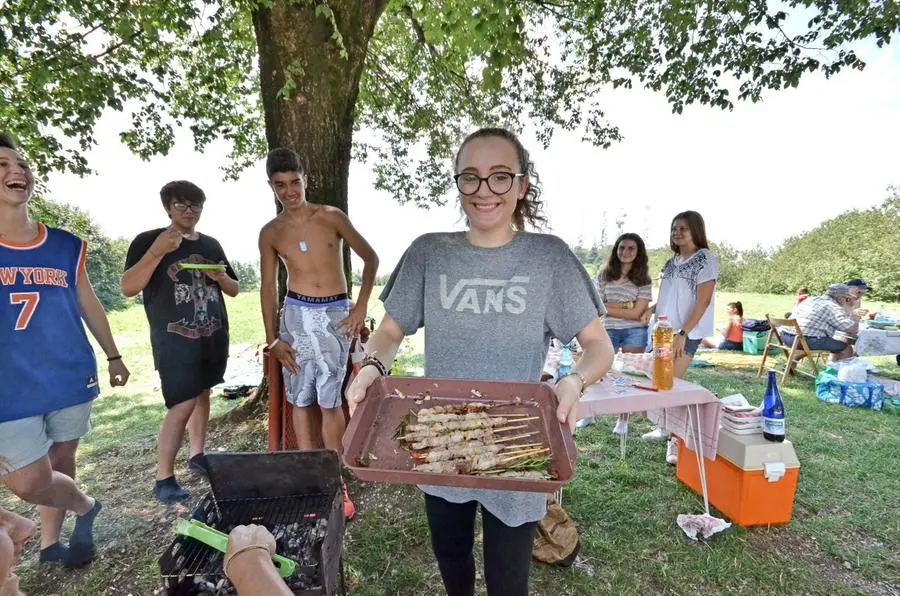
[
  {"xmin": 399, "ymin": 3, "xmax": 437, "ymax": 61},
  {"xmin": 751, "ymin": 0, "xmax": 829, "ymax": 52},
  {"xmin": 397, "ymin": 3, "xmax": 474, "ymax": 100},
  {"xmin": 13, "ymin": 0, "xmax": 137, "ymax": 76}
]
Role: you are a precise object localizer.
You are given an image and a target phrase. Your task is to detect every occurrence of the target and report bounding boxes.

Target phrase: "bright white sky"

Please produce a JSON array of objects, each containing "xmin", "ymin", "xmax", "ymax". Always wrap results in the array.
[{"xmin": 46, "ymin": 41, "xmax": 899, "ymax": 273}]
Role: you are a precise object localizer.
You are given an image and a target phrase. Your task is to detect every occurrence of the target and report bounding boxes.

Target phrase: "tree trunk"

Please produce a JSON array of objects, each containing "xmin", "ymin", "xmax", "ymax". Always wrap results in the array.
[{"xmin": 252, "ymin": 0, "xmax": 388, "ymax": 297}]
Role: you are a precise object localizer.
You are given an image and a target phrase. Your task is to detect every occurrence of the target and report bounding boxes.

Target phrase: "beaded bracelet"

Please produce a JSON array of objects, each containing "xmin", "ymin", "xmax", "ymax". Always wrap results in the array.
[{"xmin": 360, "ymin": 355, "xmax": 388, "ymax": 377}]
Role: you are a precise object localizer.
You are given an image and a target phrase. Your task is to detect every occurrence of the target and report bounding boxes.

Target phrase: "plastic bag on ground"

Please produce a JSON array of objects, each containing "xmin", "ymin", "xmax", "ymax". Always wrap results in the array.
[{"xmin": 676, "ymin": 513, "xmax": 731, "ymax": 541}]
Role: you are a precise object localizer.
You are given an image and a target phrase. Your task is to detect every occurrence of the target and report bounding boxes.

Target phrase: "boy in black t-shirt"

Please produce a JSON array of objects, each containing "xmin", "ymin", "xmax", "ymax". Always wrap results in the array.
[{"xmin": 122, "ymin": 181, "xmax": 240, "ymax": 503}]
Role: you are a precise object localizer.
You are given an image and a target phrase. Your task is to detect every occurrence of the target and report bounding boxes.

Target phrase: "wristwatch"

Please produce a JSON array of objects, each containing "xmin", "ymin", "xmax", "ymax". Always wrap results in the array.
[{"xmin": 676, "ymin": 328, "xmax": 687, "ymax": 337}]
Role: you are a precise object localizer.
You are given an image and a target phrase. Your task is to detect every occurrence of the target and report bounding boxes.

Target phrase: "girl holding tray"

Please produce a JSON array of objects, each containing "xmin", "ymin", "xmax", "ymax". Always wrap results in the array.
[{"xmin": 346, "ymin": 128, "xmax": 614, "ymax": 596}]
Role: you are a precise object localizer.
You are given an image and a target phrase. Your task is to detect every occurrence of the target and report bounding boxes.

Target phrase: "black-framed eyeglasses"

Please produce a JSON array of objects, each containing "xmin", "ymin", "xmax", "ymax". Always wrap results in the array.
[
  {"xmin": 454, "ymin": 171, "xmax": 524, "ymax": 196},
  {"xmin": 171, "ymin": 201, "xmax": 204, "ymax": 213}
]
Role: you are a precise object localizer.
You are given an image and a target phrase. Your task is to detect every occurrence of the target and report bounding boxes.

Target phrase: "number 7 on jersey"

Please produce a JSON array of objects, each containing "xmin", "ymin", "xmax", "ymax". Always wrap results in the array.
[{"xmin": 10, "ymin": 292, "xmax": 40, "ymax": 330}]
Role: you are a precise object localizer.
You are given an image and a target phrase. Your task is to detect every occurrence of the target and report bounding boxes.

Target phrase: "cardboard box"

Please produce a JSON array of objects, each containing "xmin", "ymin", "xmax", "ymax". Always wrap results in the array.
[{"xmin": 676, "ymin": 430, "xmax": 799, "ymax": 527}]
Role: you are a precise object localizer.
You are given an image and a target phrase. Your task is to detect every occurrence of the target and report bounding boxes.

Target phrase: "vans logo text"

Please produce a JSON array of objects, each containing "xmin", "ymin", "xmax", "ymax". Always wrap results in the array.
[{"xmin": 439, "ymin": 275, "xmax": 529, "ymax": 314}]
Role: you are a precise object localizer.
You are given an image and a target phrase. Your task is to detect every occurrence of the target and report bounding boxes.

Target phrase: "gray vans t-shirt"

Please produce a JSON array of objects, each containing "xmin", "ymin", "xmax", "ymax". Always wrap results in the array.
[{"xmin": 381, "ymin": 231, "xmax": 604, "ymax": 526}]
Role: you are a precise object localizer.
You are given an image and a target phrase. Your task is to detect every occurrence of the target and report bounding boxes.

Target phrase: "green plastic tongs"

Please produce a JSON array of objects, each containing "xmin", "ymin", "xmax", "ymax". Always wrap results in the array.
[{"xmin": 173, "ymin": 518, "xmax": 297, "ymax": 578}]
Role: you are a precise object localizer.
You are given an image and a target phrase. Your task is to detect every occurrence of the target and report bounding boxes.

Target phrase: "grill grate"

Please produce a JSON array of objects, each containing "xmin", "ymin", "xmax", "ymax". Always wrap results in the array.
[
  {"xmin": 159, "ymin": 450, "xmax": 345, "ymax": 595},
  {"xmin": 160, "ymin": 492, "xmax": 336, "ymax": 594}
]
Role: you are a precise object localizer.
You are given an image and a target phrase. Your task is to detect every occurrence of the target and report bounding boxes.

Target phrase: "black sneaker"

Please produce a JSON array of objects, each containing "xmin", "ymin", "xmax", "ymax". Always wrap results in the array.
[
  {"xmin": 155, "ymin": 477, "xmax": 190, "ymax": 504},
  {"xmin": 39, "ymin": 542, "xmax": 70, "ymax": 566},
  {"xmin": 188, "ymin": 453, "xmax": 208, "ymax": 476}
]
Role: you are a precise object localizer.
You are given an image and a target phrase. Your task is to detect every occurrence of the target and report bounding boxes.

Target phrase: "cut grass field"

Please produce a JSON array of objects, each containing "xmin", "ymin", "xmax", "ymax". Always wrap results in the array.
[{"xmin": 2, "ymin": 290, "xmax": 898, "ymax": 595}]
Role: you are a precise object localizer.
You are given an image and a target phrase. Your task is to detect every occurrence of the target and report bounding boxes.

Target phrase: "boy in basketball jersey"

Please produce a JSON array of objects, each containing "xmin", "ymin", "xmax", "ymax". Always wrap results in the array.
[
  {"xmin": 259, "ymin": 148, "xmax": 378, "ymax": 519},
  {"xmin": 0, "ymin": 133, "xmax": 130, "ymax": 568},
  {"xmin": 122, "ymin": 181, "xmax": 239, "ymax": 503}
]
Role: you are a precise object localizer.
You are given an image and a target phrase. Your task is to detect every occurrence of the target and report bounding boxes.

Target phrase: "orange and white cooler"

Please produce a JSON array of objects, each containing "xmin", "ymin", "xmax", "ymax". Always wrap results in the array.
[{"xmin": 676, "ymin": 429, "xmax": 800, "ymax": 527}]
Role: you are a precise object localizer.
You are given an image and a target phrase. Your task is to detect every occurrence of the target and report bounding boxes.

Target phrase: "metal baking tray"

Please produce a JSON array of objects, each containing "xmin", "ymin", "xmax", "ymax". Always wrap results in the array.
[{"xmin": 342, "ymin": 376, "xmax": 577, "ymax": 493}]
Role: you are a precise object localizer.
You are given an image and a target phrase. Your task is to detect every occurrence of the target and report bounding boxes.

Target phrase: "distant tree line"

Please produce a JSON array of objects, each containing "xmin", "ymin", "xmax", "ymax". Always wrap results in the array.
[
  {"xmin": 28, "ymin": 196, "xmax": 130, "ymax": 311},
  {"xmin": 572, "ymin": 190, "xmax": 899, "ymax": 301},
  {"xmin": 29, "ymin": 196, "xmax": 261, "ymax": 310},
  {"xmin": 49, "ymin": 187, "xmax": 896, "ymax": 309}
]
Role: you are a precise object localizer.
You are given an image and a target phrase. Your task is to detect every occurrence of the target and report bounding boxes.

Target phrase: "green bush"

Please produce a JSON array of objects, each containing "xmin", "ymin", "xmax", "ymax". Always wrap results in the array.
[
  {"xmin": 230, "ymin": 260, "xmax": 260, "ymax": 291},
  {"xmin": 27, "ymin": 195, "xmax": 128, "ymax": 311}
]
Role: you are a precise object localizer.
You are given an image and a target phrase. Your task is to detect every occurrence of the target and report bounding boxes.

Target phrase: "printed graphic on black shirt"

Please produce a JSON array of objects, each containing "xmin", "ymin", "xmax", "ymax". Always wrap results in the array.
[{"xmin": 166, "ymin": 254, "xmax": 223, "ymax": 339}]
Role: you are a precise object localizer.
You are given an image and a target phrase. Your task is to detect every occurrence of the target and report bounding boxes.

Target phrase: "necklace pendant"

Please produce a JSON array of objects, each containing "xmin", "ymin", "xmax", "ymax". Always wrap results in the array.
[{"xmin": 299, "ymin": 240, "xmax": 308, "ymax": 252}]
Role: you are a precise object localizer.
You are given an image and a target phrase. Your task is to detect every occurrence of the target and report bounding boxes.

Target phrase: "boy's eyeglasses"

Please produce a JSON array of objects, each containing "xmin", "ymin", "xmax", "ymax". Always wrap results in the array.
[{"xmin": 171, "ymin": 201, "xmax": 204, "ymax": 213}]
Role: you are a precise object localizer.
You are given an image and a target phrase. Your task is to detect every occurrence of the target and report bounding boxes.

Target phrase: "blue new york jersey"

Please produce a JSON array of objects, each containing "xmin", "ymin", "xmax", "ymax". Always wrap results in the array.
[{"xmin": 0, "ymin": 224, "xmax": 99, "ymax": 422}]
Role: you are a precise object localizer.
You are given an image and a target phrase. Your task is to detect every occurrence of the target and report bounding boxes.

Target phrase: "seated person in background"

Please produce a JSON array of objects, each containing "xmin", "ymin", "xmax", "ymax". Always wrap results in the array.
[
  {"xmin": 795, "ymin": 287, "xmax": 810, "ymax": 305},
  {"xmin": 701, "ymin": 301, "xmax": 744, "ymax": 350},
  {"xmin": 225, "ymin": 524, "xmax": 291, "ymax": 596},
  {"xmin": 845, "ymin": 278, "xmax": 869, "ymax": 319},
  {"xmin": 778, "ymin": 284, "xmax": 858, "ymax": 362}
]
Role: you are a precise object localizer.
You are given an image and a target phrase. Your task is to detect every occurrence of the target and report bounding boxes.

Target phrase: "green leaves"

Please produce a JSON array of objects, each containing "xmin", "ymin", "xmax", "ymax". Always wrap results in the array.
[
  {"xmin": 1, "ymin": 0, "xmax": 263, "ymax": 178},
  {"xmin": 1, "ymin": 0, "xmax": 897, "ymax": 207},
  {"xmin": 27, "ymin": 194, "xmax": 129, "ymax": 310},
  {"xmin": 315, "ymin": 2, "xmax": 349, "ymax": 59},
  {"xmin": 718, "ymin": 191, "xmax": 900, "ymax": 300}
]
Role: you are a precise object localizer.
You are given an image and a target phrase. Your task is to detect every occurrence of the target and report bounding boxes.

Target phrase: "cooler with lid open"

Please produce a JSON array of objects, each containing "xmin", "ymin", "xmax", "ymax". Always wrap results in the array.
[{"xmin": 676, "ymin": 429, "xmax": 800, "ymax": 527}]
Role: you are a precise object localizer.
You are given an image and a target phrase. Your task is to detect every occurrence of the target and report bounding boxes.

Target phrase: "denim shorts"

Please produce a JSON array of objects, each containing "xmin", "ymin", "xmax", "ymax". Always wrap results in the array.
[
  {"xmin": 606, "ymin": 326, "xmax": 649, "ymax": 351},
  {"xmin": 717, "ymin": 339, "xmax": 743, "ymax": 351}
]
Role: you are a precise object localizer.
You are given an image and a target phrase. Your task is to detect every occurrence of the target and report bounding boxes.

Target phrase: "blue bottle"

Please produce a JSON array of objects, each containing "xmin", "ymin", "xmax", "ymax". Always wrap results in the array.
[
  {"xmin": 558, "ymin": 345, "xmax": 574, "ymax": 378},
  {"xmin": 762, "ymin": 371, "xmax": 785, "ymax": 442}
]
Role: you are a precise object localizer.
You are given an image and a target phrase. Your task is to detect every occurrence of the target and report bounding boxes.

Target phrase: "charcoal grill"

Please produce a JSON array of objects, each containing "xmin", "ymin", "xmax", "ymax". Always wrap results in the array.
[{"xmin": 159, "ymin": 450, "xmax": 345, "ymax": 595}]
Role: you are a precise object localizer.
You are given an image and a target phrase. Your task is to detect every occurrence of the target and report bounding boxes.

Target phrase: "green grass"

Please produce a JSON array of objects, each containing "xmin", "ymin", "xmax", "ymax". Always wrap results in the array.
[{"xmin": 2, "ymin": 291, "xmax": 898, "ymax": 595}]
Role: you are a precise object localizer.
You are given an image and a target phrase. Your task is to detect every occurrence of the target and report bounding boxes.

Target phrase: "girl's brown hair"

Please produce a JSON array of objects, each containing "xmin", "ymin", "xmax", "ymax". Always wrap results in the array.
[
  {"xmin": 602, "ymin": 233, "xmax": 651, "ymax": 286},
  {"xmin": 728, "ymin": 301, "xmax": 744, "ymax": 317},
  {"xmin": 454, "ymin": 128, "xmax": 548, "ymax": 231},
  {"xmin": 669, "ymin": 210, "xmax": 709, "ymax": 253}
]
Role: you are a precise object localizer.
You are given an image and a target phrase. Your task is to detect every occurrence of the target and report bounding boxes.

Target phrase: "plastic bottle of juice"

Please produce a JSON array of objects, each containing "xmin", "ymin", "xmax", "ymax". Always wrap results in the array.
[
  {"xmin": 762, "ymin": 370, "xmax": 786, "ymax": 442},
  {"xmin": 558, "ymin": 345, "xmax": 574, "ymax": 378},
  {"xmin": 652, "ymin": 316, "xmax": 674, "ymax": 390}
]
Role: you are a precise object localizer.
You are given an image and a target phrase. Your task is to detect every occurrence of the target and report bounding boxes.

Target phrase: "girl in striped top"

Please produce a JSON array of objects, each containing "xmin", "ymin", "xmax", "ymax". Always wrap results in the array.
[{"xmin": 595, "ymin": 233, "xmax": 652, "ymax": 352}]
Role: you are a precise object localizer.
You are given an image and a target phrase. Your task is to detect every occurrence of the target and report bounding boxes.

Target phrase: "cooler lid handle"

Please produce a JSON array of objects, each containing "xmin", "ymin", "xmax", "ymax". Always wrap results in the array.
[{"xmin": 764, "ymin": 461, "xmax": 786, "ymax": 482}]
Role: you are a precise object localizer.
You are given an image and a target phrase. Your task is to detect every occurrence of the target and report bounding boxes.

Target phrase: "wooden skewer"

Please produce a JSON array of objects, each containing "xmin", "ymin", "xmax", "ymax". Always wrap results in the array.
[
  {"xmin": 501, "ymin": 442, "xmax": 543, "ymax": 451},
  {"xmin": 488, "ymin": 413, "xmax": 531, "ymax": 417},
  {"xmin": 504, "ymin": 446, "xmax": 549, "ymax": 457},
  {"xmin": 494, "ymin": 432, "xmax": 538, "ymax": 443},
  {"xmin": 493, "ymin": 424, "xmax": 528, "ymax": 433},
  {"xmin": 398, "ymin": 424, "xmax": 529, "ymax": 441},
  {"xmin": 500, "ymin": 448, "xmax": 549, "ymax": 463},
  {"xmin": 503, "ymin": 447, "xmax": 549, "ymax": 457},
  {"xmin": 413, "ymin": 442, "xmax": 543, "ymax": 459}
]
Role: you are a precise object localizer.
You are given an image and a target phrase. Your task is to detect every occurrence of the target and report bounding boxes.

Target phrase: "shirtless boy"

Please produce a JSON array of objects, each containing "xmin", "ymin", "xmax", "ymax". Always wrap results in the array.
[{"xmin": 258, "ymin": 148, "xmax": 378, "ymax": 519}]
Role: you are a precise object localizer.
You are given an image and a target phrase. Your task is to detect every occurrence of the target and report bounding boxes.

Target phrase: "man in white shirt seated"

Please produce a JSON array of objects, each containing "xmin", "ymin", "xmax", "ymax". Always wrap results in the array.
[{"xmin": 779, "ymin": 284, "xmax": 858, "ymax": 362}]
